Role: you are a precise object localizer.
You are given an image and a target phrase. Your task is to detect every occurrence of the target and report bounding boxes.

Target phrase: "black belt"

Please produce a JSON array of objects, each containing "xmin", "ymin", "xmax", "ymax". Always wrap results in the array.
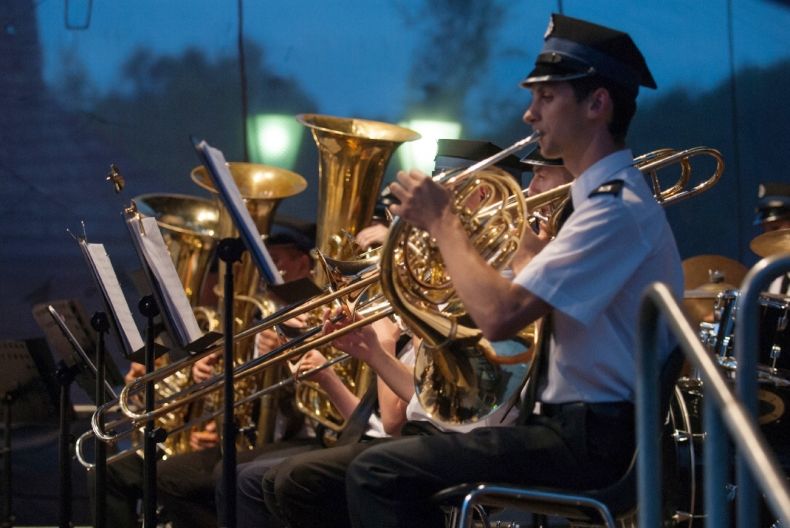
[{"xmin": 539, "ymin": 401, "xmax": 633, "ymax": 419}]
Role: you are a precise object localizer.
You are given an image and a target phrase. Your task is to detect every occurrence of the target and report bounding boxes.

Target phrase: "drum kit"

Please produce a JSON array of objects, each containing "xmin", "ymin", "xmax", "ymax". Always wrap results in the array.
[{"xmin": 670, "ymin": 229, "xmax": 790, "ymax": 525}]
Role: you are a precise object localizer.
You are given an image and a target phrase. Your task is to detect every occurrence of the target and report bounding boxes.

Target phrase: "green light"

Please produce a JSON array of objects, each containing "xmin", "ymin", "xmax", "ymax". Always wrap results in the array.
[
  {"xmin": 246, "ymin": 114, "xmax": 303, "ymax": 169},
  {"xmin": 397, "ymin": 119, "xmax": 462, "ymax": 173}
]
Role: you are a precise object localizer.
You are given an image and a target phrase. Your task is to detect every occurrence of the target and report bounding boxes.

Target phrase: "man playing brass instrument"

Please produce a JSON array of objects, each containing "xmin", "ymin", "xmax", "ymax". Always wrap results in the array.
[{"xmin": 340, "ymin": 13, "xmax": 683, "ymax": 527}]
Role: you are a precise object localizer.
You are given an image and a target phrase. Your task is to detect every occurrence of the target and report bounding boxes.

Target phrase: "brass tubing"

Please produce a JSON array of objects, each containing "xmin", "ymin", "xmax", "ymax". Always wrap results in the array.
[
  {"xmin": 79, "ymin": 352, "xmax": 352, "ymax": 468},
  {"xmin": 92, "ymin": 296, "xmax": 392, "ymax": 442}
]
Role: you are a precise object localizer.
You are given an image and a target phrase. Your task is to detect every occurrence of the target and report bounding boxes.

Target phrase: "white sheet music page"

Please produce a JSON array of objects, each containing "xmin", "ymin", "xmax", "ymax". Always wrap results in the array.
[
  {"xmin": 196, "ymin": 140, "xmax": 284, "ymax": 285},
  {"xmin": 129, "ymin": 215, "xmax": 203, "ymax": 346},
  {"xmin": 84, "ymin": 242, "xmax": 145, "ymax": 353}
]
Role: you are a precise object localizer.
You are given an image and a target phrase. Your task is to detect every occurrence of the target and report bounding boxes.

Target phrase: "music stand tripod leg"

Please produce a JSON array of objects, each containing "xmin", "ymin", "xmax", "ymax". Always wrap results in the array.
[
  {"xmin": 54, "ymin": 360, "xmax": 78, "ymax": 528},
  {"xmin": 1, "ymin": 393, "xmax": 13, "ymax": 528},
  {"xmin": 91, "ymin": 312, "xmax": 110, "ymax": 528},
  {"xmin": 218, "ymin": 237, "xmax": 245, "ymax": 528},
  {"xmin": 138, "ymin": 295, "xmax": 163, "ymax": 528}
]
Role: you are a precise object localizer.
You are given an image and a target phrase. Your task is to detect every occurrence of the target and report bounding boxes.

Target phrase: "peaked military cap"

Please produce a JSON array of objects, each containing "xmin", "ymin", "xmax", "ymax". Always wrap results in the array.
[
  {"xmin": 434, "ymin": 139, "xmax": 525, "ymax": 180},
  {"xmin": 520, "ymin": 147, "xmax": 564, "ymax": 169},
  {"xmin": 268, "ymin": 218, "xmax": 316, "ymax": 253},
  {"xmin": 754, "ymin": 182, "xmax": 790, "ymax": 225},
  {"xmin": 521, "ymin": 13, "xmax": 656, "ymax": 94}
]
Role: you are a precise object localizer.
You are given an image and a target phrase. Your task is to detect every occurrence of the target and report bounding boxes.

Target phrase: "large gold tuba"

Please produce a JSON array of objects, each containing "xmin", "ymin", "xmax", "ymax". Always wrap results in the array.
[
  {"xmin": 294, "ymin": 113, "xmax": 420, "ymax": 431},
  {"xmin": 190, "ymin": 162, "xmax": 308, "ymax": 447}
]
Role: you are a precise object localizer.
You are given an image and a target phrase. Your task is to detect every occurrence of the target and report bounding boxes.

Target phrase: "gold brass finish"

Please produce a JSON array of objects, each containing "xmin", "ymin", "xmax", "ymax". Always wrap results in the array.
[
  {"xmin": 191, "ymin": 161, "xmax": 308, "ymax": 447},
  {"xmin": 298, "ymin": 113, "xmax": 420, "ymax": 264},
  {"xmin": 294, "ymin": 113, "xmax": 419, "ymax": 431}
]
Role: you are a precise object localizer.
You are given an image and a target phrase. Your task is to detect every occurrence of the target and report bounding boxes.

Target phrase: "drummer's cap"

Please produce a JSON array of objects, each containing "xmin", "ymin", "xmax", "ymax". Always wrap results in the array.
[
  {"xmin": 755, "ymin": 182, "xmax": 790, "ymax": 225},
  {"xmin": 521, "ymin": 14, "xmax": 656, "ymax": 96},
  {"xmin": 520, "ymin": 147, "xmax": 564, "ymax": 170},
  {"xmin": 434, "ymin": 139, "xmax": 525, "ymax": 181}
]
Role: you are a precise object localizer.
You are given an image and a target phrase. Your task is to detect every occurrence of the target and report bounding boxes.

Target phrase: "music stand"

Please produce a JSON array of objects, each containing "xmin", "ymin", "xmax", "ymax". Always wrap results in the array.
[
  {"xmin": 32, "ymin": 300, "xmax": 123, "ymax": 403},
  {"xmin": 0, "ymin": 339, "xmax": 60, "ymax": 527}
]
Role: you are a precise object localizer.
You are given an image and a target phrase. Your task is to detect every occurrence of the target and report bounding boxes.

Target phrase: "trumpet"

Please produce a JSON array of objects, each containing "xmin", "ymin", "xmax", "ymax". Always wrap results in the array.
[{"xmin": 91, "ymin": 139, "xmax": 725, "ymax": 437}]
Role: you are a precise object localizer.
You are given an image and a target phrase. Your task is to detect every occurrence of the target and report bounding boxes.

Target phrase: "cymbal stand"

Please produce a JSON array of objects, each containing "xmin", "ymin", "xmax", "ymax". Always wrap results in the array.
[
  {"xmin": 139, "ymin": 295, "xmax": 165, "ymax": 528},
  {"xmin": 218, "ymin": 237, "xmax": 245, "ymax": 528},
  {"xmin": 90, "ymin": 312, "xmax": 110, "ymax": 528}
]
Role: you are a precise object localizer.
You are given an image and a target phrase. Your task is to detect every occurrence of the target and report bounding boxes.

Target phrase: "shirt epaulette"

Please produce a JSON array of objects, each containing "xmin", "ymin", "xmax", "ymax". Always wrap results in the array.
[{"xmin": 588, "ymin": 179, "xmax": 624, "ymax": 198}]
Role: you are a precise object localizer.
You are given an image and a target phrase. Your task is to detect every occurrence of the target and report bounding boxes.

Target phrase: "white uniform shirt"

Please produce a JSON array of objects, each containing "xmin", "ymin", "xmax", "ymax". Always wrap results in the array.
[{"xmin": 515, "ymin": 149, "xmax": 684, "ymax": 404}]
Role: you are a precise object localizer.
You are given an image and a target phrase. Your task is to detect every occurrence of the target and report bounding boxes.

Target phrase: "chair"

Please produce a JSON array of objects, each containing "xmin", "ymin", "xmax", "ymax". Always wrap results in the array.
[{"xmin": 433, "ymin": 348, "xmax": 685, "ymax": 528}]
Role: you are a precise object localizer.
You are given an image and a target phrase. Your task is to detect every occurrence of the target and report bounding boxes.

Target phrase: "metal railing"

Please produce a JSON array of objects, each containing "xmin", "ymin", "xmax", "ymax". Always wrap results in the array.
[{"xmin": 636, "ymin": 254, "xmax": 790, "ymax": 527}]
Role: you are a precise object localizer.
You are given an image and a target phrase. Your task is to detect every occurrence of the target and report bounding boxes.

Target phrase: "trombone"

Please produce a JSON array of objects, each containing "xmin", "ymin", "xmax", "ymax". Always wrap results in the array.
[
  {"xmin": 91, "ymin": 271, "xmax": 392, "ymax": 443},
  {"xmin": 91, "ymin": 139, "xmax": 725, "ymax": 440}
]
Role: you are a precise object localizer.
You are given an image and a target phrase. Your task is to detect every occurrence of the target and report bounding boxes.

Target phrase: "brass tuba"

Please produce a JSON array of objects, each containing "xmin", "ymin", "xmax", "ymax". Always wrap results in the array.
[
  {"xmin": 190, "ymin": 162, "xmax": 308, "ymax": 447},
  {"xmin": 294, "ymin": 113, "xmax": 420, "ymax": 431}
]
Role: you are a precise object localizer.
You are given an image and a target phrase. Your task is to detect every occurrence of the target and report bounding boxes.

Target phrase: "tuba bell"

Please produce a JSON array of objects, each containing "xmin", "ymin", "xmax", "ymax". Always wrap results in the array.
[
  {"xmin": 190, "ymin": 162, "xmax": 308, "ymax": 447},
  {"xmin": 294, "ymin": 113, "xmax": 420, "ymax": 431}
]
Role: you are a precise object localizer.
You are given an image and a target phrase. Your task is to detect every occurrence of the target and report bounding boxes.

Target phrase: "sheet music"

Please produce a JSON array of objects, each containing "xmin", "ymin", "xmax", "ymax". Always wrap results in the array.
[
  {"xmin": 127, "ymin": 215, "xmax": 203, "ymax": 346},
  {"xmin": 81, "ymin": 241, "xmax": 145, "ymax": 354},
  {"xmin": 195, "ymin": 139, "xmax": 284, "ymax": 285}
]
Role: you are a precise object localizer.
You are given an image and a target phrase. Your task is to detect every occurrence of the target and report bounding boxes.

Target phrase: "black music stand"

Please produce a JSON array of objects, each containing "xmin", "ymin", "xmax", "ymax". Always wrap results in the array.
[
  {"xmin": 0, "ymin": 339, "xmax": 60, "ymax": 528},
  {"xmin": 42, "ymin": 304, "xmax": 119, "ymax": 528},
  {"xmin": 32, "ymin": 300, "xmax": 124, "ymax": 402}
]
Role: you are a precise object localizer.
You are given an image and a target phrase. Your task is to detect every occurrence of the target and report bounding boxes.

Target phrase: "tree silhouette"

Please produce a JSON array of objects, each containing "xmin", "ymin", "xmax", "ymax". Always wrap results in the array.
[
  {"xmin": 79, "ymin": 41, "xmax": 320, "ymax": 219},
  {"xmin": 395, "ymin": 0, "xmax": 508, "ymax": 123}
]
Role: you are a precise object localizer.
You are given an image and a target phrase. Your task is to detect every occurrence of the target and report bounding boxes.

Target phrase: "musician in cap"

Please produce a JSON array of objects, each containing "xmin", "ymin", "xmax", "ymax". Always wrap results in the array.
[{"xmin": 346, "ymin": 13, "xmax": 682, "ymax": 527}]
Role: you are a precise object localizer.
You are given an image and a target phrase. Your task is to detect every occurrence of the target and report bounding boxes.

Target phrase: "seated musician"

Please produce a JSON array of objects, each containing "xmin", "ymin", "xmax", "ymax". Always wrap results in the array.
[
  {"xmin": 219, "ymin": 306, "xmax": 411, "ymax": 528},
  {"xmin": 156, "ymin": 225, "xmax": 325, "ymax": 528},
  {"xmin": 334, "ymin": 14, "xmax": 682, "ymax": 527},
  {"xmin": 754, "ymin": 182, "xmax": 790, "ymax": 295},
  {"xmin": 259, "ymin": 140, "xmax": 547, "ymax": 527}
]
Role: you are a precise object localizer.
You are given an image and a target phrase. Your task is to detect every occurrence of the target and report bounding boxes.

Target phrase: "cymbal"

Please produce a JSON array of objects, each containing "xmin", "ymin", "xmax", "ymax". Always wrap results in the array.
[
  {"xmin": 750, "ymin": 228, "xmax": 790, "ymax": 257},
  {"xmin": 682, "ymin": 254, "xmax": 748, "ymax": 290},
  {"xmin": 684, "ymin": 283, "xmax": 737, "ymax": 299}
]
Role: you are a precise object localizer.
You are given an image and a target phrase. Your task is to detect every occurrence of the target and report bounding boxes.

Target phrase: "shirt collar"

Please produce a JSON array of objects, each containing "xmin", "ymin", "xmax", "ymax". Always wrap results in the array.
[{"xmin": 570, "ymin": 149, "xmax": 634, "ymax": 207}]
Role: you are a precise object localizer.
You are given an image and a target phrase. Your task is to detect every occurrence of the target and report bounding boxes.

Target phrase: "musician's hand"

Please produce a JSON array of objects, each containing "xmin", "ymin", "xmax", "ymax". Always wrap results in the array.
[
  {"xmin": 355, "ymin": 223, "xmax": 389, "ymax": 250},
  {"xmin": 387, "ymin": 170, "xmax": 451, "ymax": 233},
  {"xmin": 189, "ymin": 421, "xmax": 219, "ymax": 451},
  {"xmin": 192, "ymin": 352, "xmax": 219, "ymax": 383},
  {"xmin": 255, "ymin": 328, "xmax": 283, "ymax": 356},
  {"xmin": 323, "ymin": 308, "xmax": 381, "ymax": 362},
  {"xmin": 124, "ymin": 362, "xmax": 146, "ymax": 385},
  {"xmin": 289, "ymin": 349, "xmax": 331, "ymax": 383}
]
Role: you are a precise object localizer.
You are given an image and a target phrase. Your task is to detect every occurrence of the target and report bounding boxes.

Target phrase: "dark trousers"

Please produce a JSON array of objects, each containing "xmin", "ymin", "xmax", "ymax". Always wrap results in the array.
[
  {"xmin": 263, "ymin": 438, "xmax": 395, "ymax": 528},
  {"xmin": 216, "ymin": 439, "xmax": 320, "ymax": 528},
  {"xmin": 87, "ymin": 454, "xmax": 143, "ymax": 528},
  {"xmin": 157, "ymin": 445, "xmax": 221, "ymax": 528},
  {"xmin": 267, "ymin": 404, "xmax": 634, "ymax": 528}
]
